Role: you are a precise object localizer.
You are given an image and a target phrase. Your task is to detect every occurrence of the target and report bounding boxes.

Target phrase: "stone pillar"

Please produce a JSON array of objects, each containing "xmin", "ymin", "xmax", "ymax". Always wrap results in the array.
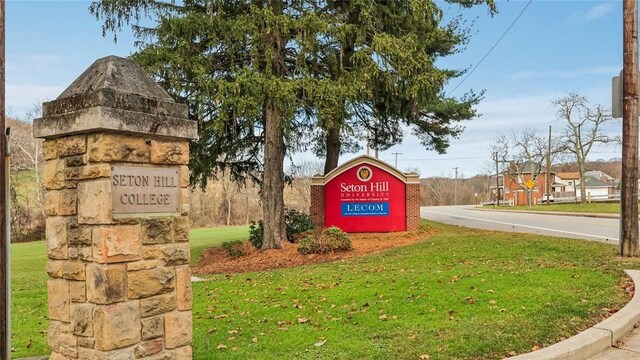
[{"xmin": 34, "ymin": 56, "xmax": 197, "ymax": 360}]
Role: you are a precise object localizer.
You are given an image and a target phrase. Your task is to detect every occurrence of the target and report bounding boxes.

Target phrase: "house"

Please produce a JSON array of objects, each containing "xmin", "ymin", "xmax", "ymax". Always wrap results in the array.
[
  {"xmin": 584, "ymin": 170, "xmax": 616, "ymax": 184},
  {"xmin": 555, "ymin": 172, "xmax": 580, "ymax": 196},
  {"xmin": 490, "ymin": 169, "xmax": 559, "ymax": 206},
  {"xmin": 579, "ymin": 177, "xmax": 617, "ymax": 200}
]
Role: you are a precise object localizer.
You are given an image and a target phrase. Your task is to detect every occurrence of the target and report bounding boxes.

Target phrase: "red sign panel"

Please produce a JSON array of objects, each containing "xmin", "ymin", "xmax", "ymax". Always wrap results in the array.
[{"xmin": 325, "ymin": 163, "xmax": 406, "ymax": 232}]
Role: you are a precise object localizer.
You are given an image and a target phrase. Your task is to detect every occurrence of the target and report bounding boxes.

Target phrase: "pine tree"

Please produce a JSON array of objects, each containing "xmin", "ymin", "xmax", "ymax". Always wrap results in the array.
[{"xmin": 91, "ymin": 0, "xmax": 495, "ymax": 249}]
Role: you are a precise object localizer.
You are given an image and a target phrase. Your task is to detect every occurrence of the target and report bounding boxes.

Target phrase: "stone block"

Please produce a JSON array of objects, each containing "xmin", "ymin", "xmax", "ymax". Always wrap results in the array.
[
  {"xmin": 44, "ymin": 158, "xmax": 66, "ymax": 190},
  {"xmin": 176, "ymin": 266, "xmax": 192, "ymax": 311},
  {"xmin": 150, "ymin": 139, "xmax": 189, "ymax": 165},
  {"xmin": 179, "ymin": 166, "xmax": 189, "ymax": 188},
  {"xmin": 43, "ymin": 139, "xmax": 58, "ymax": 160},
  {"xmin": 78, "ymin": 347, "xmax": 136, "ymax": 360},
  {"xmin": 174, "ymin": 346, "xmax": 192, "ymax": 360},
  {"xmin": 65, "ymin": 154, "xmax": 86, "ymax": 167},
  {"xmin": 160, "ymin": 243, "xmax": 190, "ymax": 266},
  {"xmin": 66, "ymin": 164, "xmax": 111, "ymax": 180},
  {"xmin": 94, "ymin": 301, "xmax": 141, "ymax": 351},
  {"xmin": 46, "ymin": 217, "xmax": 68, "ymax": 260},
  {"xmin": 128, "ymin": 268, "xmax": 175, "ymax": 299},
  {"xmin": 164, "ymin": 311, "xmax": 192, "ymax": 349},
  {"xmin": 71, "ymin": 303, "xmax": 93, "ymax": 337},
  {"xmin": 86, "ymin": 263, "xmax": 126, "ymax": 304},
  {"xmin": 78, "ymin": 179, "xmax": 112, "ymax": 224},
  {"xmin": 77, "ymin": 336, "xmax": 95, "ymax": 348},
  {"xmin": 68, "ymin": 226, "xmax": 92, "ymax": 245},
  {"xmin": 48, "ymin": 320, "xmax": 77, "ymax": 358},
  {"xmin": 142, "ymin": 316, "xmax": 164, "ymax": 340},
  {"xmin": 70, "ymin": 280, "xmax": 86, "ymax": 303},
  {"xmin": 142, "ymin": 217, "xmax": 174, "ymax": 245},
  {"xmin": 48, "ymin": 279, "xmax": 70, "ymax": 321},
  {"xmin": 69, "ymin": 246, "xmax": 92, "ymax": 261},
  {"xmin": 93, "ymin": 225, "xmax": 142, "ymax": 263},
  {"xmin": 174, "ymin": 217, "xmax": 189, "ymax": 243},
  {"xmin": 46, "ymin": 260, "xmax": 85, "ymax": 281},
  {"xmin": 88, "ymin": 133, "xmax": 150, "ymax": 163},
  {"xmin": 148, "ymin": 352, "xmax": 175, "ymax": 360},
  {"xmin": 127, "ymin": 259, "xmax": 162, "ymax": 272},
  {"xmin": 180, "ymin": 188, "xmax": 190, "ymax": 215},
  {"xmin": 57, "ymin": 135, "xmax": 87, "ymax": 157},
  {"xmin": 44, "ymin": 189, "xmax": 77, "ymax": 216},
  {"xmin": 134, "ymin": 339, "xmax": 164, "ymax": 358},
  {"xmin": 140, "ymin": 293, "xmax": 176, "ymax": 318}
]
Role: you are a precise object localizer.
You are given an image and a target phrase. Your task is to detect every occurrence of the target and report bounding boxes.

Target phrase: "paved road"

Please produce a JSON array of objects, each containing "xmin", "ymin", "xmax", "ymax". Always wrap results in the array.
[{"xmin": 421, "ymin": 205, "xmax": 620, "ymax": 245}]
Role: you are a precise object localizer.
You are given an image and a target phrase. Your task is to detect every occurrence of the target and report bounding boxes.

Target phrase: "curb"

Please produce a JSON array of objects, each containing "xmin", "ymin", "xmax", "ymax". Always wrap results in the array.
[{"xmin": 505, "ymin": 270, "xmax": 640, "ymax": 360}]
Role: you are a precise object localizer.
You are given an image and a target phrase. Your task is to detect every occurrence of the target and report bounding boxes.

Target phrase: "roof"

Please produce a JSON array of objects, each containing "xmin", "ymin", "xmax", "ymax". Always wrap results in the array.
[
  {"xmin": 583, "ymin": 177, "xmax": 613, "ymax": 188},
  {"xmin": 556, "ymin": 172, "xmax": 580, "ymax": 180},
  {"xmin": 311, "ymin": 155, "xmax": 419, "ymax": 185}
]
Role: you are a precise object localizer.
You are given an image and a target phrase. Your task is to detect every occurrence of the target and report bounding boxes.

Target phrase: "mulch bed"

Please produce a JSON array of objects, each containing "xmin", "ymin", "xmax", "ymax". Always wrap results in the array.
[{"xmin": 193, "ymin": 227, "xmax": 437, "ymax": 275}]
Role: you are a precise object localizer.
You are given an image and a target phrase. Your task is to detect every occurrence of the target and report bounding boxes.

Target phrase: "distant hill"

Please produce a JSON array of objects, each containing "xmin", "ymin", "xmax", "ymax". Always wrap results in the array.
[{"xmin": 553, "ymin": 159, "xmax": 622, "ymax": 180}]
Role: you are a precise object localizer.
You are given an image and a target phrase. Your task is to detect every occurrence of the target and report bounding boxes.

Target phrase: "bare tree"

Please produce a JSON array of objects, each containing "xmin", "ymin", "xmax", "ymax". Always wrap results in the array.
[
  {"xmin": 553, "ymin": 93, "xmax": 618, "ymax": 203},
  {"xmin": 492, "ymin": 128, "xmax": 562, "ymax": 206}
]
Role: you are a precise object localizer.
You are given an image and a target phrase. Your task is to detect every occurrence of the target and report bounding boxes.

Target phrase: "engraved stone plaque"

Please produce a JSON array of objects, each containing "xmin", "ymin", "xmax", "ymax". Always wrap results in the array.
[{"xmin": 111, "ymin": 165, "xmax": 180, "ymax": 214}]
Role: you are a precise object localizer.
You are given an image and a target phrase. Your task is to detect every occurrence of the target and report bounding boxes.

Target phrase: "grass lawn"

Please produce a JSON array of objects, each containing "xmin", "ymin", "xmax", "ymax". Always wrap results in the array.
[
  {"xmin": 190, "ymin": 225, "xmax": 250, "ymax": 266},
  {"xmin": 502, "ymin": 202, "xmax": 620, "ymax": 214},
  {"xmin": 11, "ymin": 222, "xmax": 640, "ymax": 359}
]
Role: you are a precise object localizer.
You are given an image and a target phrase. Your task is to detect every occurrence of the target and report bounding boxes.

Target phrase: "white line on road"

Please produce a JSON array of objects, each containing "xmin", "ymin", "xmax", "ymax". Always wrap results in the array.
[{"xmin": 422, "ymin": 209, "xmax": 619, "ymax": 242}]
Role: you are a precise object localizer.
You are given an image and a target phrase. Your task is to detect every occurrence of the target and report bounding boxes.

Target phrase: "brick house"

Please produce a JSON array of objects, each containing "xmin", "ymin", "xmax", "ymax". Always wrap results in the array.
[{"xmin": 490, "ymin": 168, "xmax": 559, "ymax": 206}]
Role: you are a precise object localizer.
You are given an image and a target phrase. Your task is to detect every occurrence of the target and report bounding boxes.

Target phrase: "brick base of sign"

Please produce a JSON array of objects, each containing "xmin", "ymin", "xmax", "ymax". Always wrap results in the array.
[
  {"xmin": 310, "ymin": 185, "xmax": 325, "ymax": 229},
  {"xmin": 406, "ymin": 183, "xmax": 421, "ymax": 231}
]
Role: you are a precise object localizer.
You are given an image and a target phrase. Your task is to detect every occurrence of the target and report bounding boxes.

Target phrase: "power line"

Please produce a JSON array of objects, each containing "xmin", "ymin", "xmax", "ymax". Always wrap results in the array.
[{"xmin": 448, "ymin": 0, "xmax": 534, "ymax": 96}]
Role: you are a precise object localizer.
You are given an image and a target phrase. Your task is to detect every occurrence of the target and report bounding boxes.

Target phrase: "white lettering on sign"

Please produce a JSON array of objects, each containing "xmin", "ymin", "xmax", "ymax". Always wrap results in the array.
[{"xmin": 111, "ymin": 166, "xmax": 180, "ymax": 215}]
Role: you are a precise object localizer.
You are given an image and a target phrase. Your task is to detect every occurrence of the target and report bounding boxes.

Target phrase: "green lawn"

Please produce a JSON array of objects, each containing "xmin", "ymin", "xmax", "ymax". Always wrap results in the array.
[
  {"xmin": 190, "ymin": 225, "xmax": 250, "ymax": 266},
  {"xmin": 508, "ymin": 202, "xmax": 620, "ymax": 214},
  {"xmin": 11, "ymin": 222, "xmax": 640, "ymax": 359}
]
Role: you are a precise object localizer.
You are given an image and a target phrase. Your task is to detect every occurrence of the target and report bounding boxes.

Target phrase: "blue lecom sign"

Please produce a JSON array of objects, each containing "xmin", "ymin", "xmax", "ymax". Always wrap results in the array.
[{"xmin": 341, "ymin": 202, "xmax": 390, "ymax": 216}]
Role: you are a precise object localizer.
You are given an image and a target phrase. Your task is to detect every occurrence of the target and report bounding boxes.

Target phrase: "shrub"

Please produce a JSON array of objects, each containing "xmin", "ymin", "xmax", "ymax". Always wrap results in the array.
[
  {"xmin": 297, "ymin": 226, "xmax": 352, "ymax": 255},
  {"xmin": 221, "ymin": 240, "xmax": 249, "ymax": 258},
  {"xmin": 285, "ymin": 208, "xmax": 315, "ymax": 242},
  {"xmin": 249, "ymin": 209, "xmax": 316, "ymax": 248},
  {"xmin": 249, "ymin": 220, "xmax": 264, "ymax": 248}
]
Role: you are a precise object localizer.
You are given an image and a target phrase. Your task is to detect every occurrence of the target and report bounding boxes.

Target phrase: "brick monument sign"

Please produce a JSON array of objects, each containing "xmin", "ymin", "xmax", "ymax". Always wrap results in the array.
[
  {"xmin": 310, "ymin": 155, "xmax": 420, "ymax": 232},
  {"xmin": 34, "ymin": 56, "xmax": 198, "ymax": 359}
]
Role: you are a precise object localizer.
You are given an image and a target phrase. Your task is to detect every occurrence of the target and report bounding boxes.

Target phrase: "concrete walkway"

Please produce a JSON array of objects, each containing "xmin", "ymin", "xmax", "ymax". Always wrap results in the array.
[{"xmin": 588, "ymin": 324, "xmax": 640, "ymax": 359}]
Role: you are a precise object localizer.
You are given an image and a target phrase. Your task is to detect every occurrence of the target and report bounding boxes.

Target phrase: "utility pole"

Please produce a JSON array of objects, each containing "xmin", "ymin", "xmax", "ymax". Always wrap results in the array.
[
  {"xmin": 621, "ymin": 0, "xmax": 639, "ymax": 257},
  {"xmin": 494, "ymin": 152, "xmax": 500, "ymax": 207},
  {"xmin": 392, "ymin": 152, "xmax": 402, "ymax": 168},
  {"xmin": 546, "ymin": 125, "xmax": 552, "ymax": 205},
  {"xmin": 453, "ymin": 166, "xmax": 459, "ymax": 205},
  {"xmin": 0, "ymin": 0, "xmax": 7, "ymax": 357}
]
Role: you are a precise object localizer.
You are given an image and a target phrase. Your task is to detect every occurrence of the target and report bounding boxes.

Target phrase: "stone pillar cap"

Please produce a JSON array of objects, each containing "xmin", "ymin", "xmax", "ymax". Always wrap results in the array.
[{"xmin": 34, "ymin": 55, "xmax": 197, "ymax": 140}]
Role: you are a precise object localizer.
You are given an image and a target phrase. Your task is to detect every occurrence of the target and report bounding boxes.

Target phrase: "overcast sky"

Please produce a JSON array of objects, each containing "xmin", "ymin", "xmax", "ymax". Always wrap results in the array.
[{"xmin": 7, "ymin": 0, "xmax": 625, "ymax": 177}]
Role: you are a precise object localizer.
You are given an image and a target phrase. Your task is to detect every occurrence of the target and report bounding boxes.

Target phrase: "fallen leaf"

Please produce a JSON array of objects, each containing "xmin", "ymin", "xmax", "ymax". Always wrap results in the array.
[
  {"xmin": 419, "ymin": 355, "xmax": 430, "ymax": 359},
  {"xmin": 217, "ymin": 344, "xmax": 227, "ymax": 350},
  {"xmin": 531, "ymin": 344, "xmax": 541, "ymax": 351},
  {"xmin": 508, "ymin": 351, "xmax": 517, "ymax": 356},
  {"xmin": 408, "ymin": 335, "xmax": 417, "ymax": 340},
  {"xmin": 379, "ymin": 314, "xmax": 388, "ymax": 321},
  {"xmin": 252, "ymin": 337, "xmax": 258, "ymax": 343},
  {"xmin": 391, "ymin": 315, "xmax": 398, "ymax": 320},
  {"xmin": 314, "ymin": 339, "xmax": 327, "ymax": 347},
  {"xmin": 231, "ymin": 347, "xmax": 239, "ymax": 351},
  {"xmin": 466, "ymin": 297, "xmax": 475, "ymax": 304},
  {"xmin": 207, "ymin": 328, "xmax": 217, "ymax": 334},
  {"xmin": 214, "ymin": 314, "xmax": 228, "ymax": 319},
  {"xmin": 228, "ymin": 330, "xmax": 238, "ymax": 334},
  {"xmin": 298, "ymin": 317, "xmax": 309, "ymax": 324}
]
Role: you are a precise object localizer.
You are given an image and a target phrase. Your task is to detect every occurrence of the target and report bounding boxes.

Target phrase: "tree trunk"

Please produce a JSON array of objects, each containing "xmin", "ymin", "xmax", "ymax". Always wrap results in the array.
[
  {"xmin": 261, "ymin": 104, "xmax": 287, "ymax": 250},
  {"xmin": 578, "ymin": 160, "xmax": 587, "ymax": 203},
  {"xmin": 324, "ymin": 125, "xmax": 341, "ymax": 174},
  {"xmin": 226, "ymin": 197, "xmax": 231, "ymax": 226}
]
